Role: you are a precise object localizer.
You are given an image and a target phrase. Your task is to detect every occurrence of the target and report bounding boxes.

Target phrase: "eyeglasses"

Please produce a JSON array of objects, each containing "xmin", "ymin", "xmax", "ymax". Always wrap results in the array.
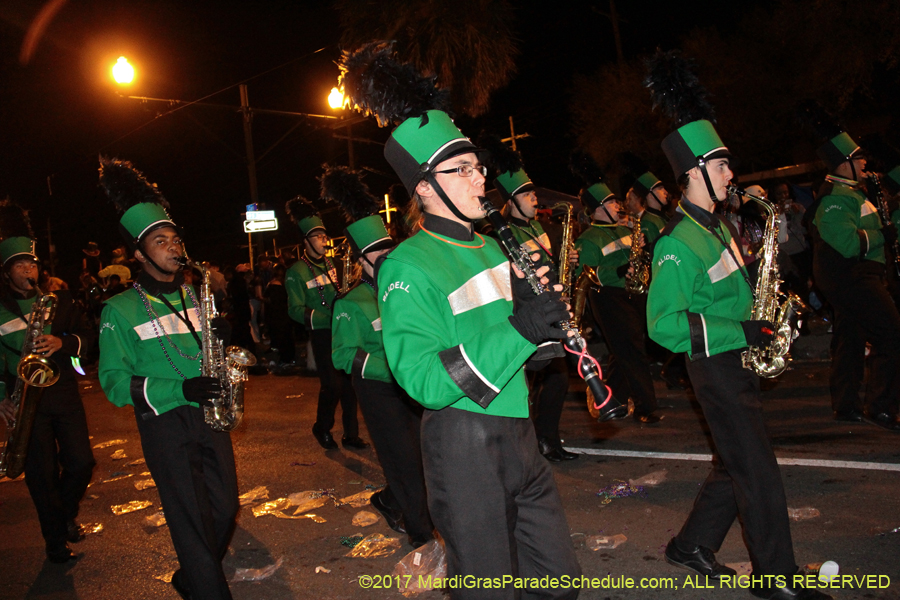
[{"xmin": 433, "ymin": 164, "xmax": 487, "ymax": 178}]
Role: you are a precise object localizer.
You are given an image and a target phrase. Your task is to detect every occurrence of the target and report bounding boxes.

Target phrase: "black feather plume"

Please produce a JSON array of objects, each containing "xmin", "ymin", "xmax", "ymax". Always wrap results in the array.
[
  {"xmin": 284, "ymin": 195, "xmax": 319, "ymax": 224},
  {"xmin": 644, "ymin": 49, "xmax": 715, "ymax": 127},
  {"xmin": 338, "ymin": 41, "xmax": 451, "ymax": 127},
  {"xmin": 387, "ymin": 183, "xmax": 411, "ymax": 213},
  {"xmin": 859, "ymin": 134, "xmax": 900, "ymax": 173},
  {"xmin": 98, "ymin": 156, "xmax": 169, "ymax": 214},
  {"xmin": 795, "ymin": 100, "xmax": 844, "ymax": 142},
  {"xmin": 319, "ymin": 164, "xmax": 380, "ymax": 222},
  {"xmin": 615, "ymin": 152, "xmax": 651, "ymax": 178},
  {"xmin": 477, "ymin": 133, "xmax": 523, "ymax": 177},
  {"xmin": 0, "ymin": 198, "xmax": 34, "ymax": 241},
  {"xmin": 569, "ymin": 149, "xmax": 606, "ymax": 186}
]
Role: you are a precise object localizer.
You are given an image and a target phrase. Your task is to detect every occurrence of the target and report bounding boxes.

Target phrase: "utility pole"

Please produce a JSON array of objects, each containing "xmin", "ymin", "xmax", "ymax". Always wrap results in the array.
[
  {"xmin": 502, "ymin": 116, "xmax": 531, "ymax": 151},
  {"xmin": 593, "ymin": 1, "xmax": 627, "ymax": 68},
  {"xmin": 240, "ymin": 84, "xmax": 259, "ymax": 269}
]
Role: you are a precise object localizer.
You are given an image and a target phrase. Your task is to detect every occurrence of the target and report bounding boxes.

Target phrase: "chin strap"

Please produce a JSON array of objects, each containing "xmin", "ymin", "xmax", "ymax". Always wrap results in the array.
[
  {"xmin": 425, "ymin": 172, "xmax": 477, "ymax": 223},
  {"xmin": 648, "ymin": 190, "xmax": 664, "ymax": 211},
  {"xmin": 141, "ymin": 249, "xmax": 179, "ymax": 277},
  {"xmin": 850, "ymin": 160, "xmax": 859, "ymax": 183},
  {"xmin": 697, "ymin": 158, "xmax": 722, "ymax": 206},
  {"xmin": 599, "ymin": 202, "xmax": 617, "ymax": 224}
]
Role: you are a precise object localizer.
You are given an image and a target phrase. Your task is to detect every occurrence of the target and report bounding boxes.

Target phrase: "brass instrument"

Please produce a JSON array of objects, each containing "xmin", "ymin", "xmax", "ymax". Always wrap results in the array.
[
  {"xmin": 183, "ymin": 258, "xmax": 256, "ymax": 431},
  {"xmin": 0, "ymin": 283, "xmax": 60, "ymax": 479},
  {"xmin": 571, "ymin": 266, "xmax": 599, "ymax": 331},
  {"xmin": 552, "ymin": 202, "xmax": 576, "ymax": 296},
  {"xmin": 624, "ymin": 214, "xmax": 650, "ymax": 294},
  {"xmin": 867, "ymin": 174, "xmax": 900, "ymax": 277},
  {"xmin": 728, "ymin": 185, "xmax": 805, "ymax": 378},
  {"xmin": 338, "ymin": 240, "xmax": 360, "ymax": 294}
]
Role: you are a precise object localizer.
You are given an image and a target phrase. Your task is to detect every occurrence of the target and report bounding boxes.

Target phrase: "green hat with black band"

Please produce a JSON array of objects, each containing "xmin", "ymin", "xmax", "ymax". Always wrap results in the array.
[
  {"xmin": 99, "ymin": 156, "xmax": 178, "ymax": 249},
  {"xmin": 570, "ymin": 150, "xmax": 617, "ymax": 213},
  {"xmin": 478, "ymin": 133, "xmax": 535, "ymax": 202},
  {"xmin": 0, "ymin": 198, "xmax": 38, "ymax": 266},
  {"xmin": 319, "ymin": 164, "xmax": 394, "ymax": 255},
  {"xmin": 817, "ymin": 131, "xmax": 863, "ymax": 171},
  {"xmin": 660, "ymin": 119, "xmax": 731, "ymax": 179}
]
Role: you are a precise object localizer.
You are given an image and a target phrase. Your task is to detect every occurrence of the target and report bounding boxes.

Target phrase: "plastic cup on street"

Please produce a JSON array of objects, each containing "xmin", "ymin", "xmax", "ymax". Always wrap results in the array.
[{"xmin": 818, "ymin": 560, "xmax": 839, "ymax": 582}]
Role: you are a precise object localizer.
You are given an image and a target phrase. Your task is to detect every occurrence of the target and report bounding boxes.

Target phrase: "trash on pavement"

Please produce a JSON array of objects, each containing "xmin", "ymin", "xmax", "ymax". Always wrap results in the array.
[
  {"xmin": 315, "ymin": 566, "xmax": 331, "ymax": 574},
  {"xmin": 230, "ymin": 557, "xmax": 283, "ymax": 582},
  {"xmin": 111, "ymin": 449, "xmax": 127, "ymax": 460},
  {"xmin": 596, "ymin": 481, "xmax": 645, "ymax": 505},
  {"xmin": 111, "ymin": 500, "xmax": 153, "ymax": 515},
  {"xmin": 101, "ymin": 473, "xmax": 134, "ymax": 484},
  {"xmin": 345, "ymin": 533, "xmax": 401, "ymax": 558},
  {"xmin": 155, "ymin": 571, "xmax": 175, "ymax": 583},
  {"xmin": 93, "ymin": 439, "xmax": 127, "ymax": 449},
  {"xmin": 252, "ymin": 498, "xmax": 326, "ymax": 521},
  {"xmin": 340, "ymin": 535, "xmax": 365, "ymax": 548},
  {"xmin": 586, "ymin": 533, "xmax": 627, "ymax": 551},
  {"xmin": 127, "ymin": 458, "xmax": 146, "ymax": 466},
  {"xmin": 288, "ymin": 491, "xmax": 328, "ymax": 514},
  {"xmin": 393, "ymin": 539, "xmax": 447, "ymax": 596},
  {"xmin": 788, "ymin": 507, "xmax": 820, "ymax": 521},
  {"xmin": 628, "ymin": 470, "xmax": 667, "ymax": 487},
  {"xmin": 238, "ymin": 485, "xmax": 269, "ymax": 506},
  {"xmin": 352, "ymin": 510, "xmax": 380, "ymax": 527},
  {"xmin": 81, "ymin": 523, "xmax": 104, "ymax": 535},
  {"xmin": 135, "ymin": 478, "xmax": 157, "ymax": 490},
  {"xmin": 337, "ymin": 489, "xmax": 376, "ymax": 508},
  {"xmin": 145, "ymin": 512, "xmax": 167, "ymax": 527}
]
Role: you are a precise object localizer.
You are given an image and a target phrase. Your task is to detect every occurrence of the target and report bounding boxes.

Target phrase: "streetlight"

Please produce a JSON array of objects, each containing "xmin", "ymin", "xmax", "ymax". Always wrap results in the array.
[
  {"xmin": 112, "ymin": 56, "xmax": 134, "ymax": 85},
  {"xmin": 328, "ymin": 87, "xmax": 345, "ymax": 110}
]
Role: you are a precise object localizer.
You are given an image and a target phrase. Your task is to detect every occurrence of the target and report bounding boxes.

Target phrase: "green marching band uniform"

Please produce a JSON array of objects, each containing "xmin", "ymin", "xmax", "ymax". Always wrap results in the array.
[
  {"xmin": 484, "ymin": 139, "xmax": 578, "ymax": 462},
  {"xmin": 340, "ymin": 43, "xmax": 580, "ymax": 598},
  {"xmin": 284, "ymin": 198, "xmax": 361, "ymax": 448},
  {"xmin": 574, "ymin": 180, "xmax": 659, "ymax": 420},
  {"xmin": 0, "ymin": 201, "xmax": 95, "ymax": 563},
  {"xmin": 644, "ymin": 51, "xmax": 822, "ymax": 600},
  {"xmin": 97, "ymin": 158, "xmax": 238, "ymax": 600},
  {"xmin": 811, "ymin": 127, "xmax": 900, "ymax": 428},
  {"xmin": 325, "ymin": 164, "xmax": 434, "ymax": 546}
]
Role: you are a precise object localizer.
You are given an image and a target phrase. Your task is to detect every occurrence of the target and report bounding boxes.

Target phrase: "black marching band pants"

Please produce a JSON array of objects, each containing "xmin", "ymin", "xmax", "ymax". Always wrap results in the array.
[
  {"xmin": 136, "ymin": 405, "xmax": 239, "ymax": 600},
  {"xmin": 352, "ymin": 376, "xmax": 434, "ymax": 542},
  {"xmin": 24, "ymin": 384, "xmax": 95, "ymax": 550},
  {"xmin": 588, "ymin": 287, "xmax": 657, "ymax": 415},
  {"xmin": 819, "ymin": 264, "xmax": 900, "ymax": 416},
  {"xmin": 529, "ymin": 355, "xmax": 569, "ymax": 445},
  {"xmin": 421, "ymin": 408, "xmax": 581, "ymax": 600},
  {"xmin": 680, "ymin": 350, "xmax": 797, "ymax": 576},
  {"xmin": 310, "ymin": 329, "xmax": 358, "ymax": 438}
]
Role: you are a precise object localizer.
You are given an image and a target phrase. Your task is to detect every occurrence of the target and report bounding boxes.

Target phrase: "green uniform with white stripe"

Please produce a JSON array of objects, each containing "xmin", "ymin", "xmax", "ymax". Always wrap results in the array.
[
  {"xmin": 648, "ymin": 201, "xmax": 753, "ymax": 359},
  {"xmin": 378, "ymin": 224, "xmax": 535, "ymax": 417},
  {"xmin": 507, "ymin": 217, "xmax": 552, "ymax": 263},
  {"xmin": 814, "ymin": 178, "xmax": 886, "ymax": 264},
  {"xmin": 574, "ymin": 223, "xmax": 631, "ymax": 287},
  {"xmin": 331, "ymin": 281, "xmax": 390, "ymax": 383},
  {"xmin": 640, "ymin": 210, "xmax": 667, "ymax": 246},
  {"xmin": 286, "ymin": 255, "xmax": 337, "ymax": 331},
  {"xmin": 99, "ymin": 285, "xmax": 202, "ymax": 414}
]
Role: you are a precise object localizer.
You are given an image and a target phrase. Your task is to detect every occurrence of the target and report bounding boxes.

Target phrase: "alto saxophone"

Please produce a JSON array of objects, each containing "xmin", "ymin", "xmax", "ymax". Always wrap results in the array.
[
  {"xmin": 728, "ymin": 185, "xmax": 806, "ymax": 378},
  {"xmin": 181, "ymin": 258, "xmax": 257, "ymax": 431},
  {"xmin": 624, "ymin": 214, "xmax": 650, "ymax": 294},
  {"xmin": 338, "ymin": 240, "xmax": 360, "ymax": 294},
  {"xmin": 552, "ymin": 202, "xmax": 575, "ymax": 297},
  {"xmin": 0, "ymin": 283, "xmax": 60, "ymax": 479}
]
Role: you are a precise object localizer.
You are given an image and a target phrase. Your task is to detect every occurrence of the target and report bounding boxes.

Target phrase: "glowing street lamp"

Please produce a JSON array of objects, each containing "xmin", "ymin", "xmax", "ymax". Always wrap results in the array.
[
  {"xmin": 112, "ymin": 56, "xmax": 134, "ymax": 84},
  {"xmin": 328, "ymin": 87, "xmax": 344, "ymax": 110}
]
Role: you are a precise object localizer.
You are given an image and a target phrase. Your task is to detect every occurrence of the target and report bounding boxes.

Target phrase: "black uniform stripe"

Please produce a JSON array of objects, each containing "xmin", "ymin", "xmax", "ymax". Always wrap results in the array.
[
  {"xmin": 129, "ymin": 376, "xmax": 155, "ymax": 420},
  {"xmin": 439, "ymin": 344, "xmax": 499, "ymax": 409},
  {"xmin": 352, "ymin": 348, "xmax": 368, "ymax": 378},
  {"xmin": 687, "ymin": 312, "xmax": 709, "ymax": 360},
  {"xmin": 858, "ymin": 230, "xmax": 868, "ymax": 258}
]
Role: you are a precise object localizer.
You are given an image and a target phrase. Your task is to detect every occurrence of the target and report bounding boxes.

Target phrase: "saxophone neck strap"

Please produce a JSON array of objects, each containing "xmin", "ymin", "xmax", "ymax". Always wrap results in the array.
[
  {"xmin": 680, "ymin": 200, "xmax": 753, "ymax": 291},
  {"xmin": 152, "ymin": 287, "xmax": 202, "ymax": 348}
]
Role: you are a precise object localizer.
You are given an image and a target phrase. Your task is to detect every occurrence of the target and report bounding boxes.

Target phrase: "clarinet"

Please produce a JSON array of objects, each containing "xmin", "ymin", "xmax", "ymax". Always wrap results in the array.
[
  {"xmin": 868, "ymin": 174, "xmax": 900, "ymax": 277},
  {"xmin": 479, "ymin": 197, "xmax": 627, "ymax": 421}
]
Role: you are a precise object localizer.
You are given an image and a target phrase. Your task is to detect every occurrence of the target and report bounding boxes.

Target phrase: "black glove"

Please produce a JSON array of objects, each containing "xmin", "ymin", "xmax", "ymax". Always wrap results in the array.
[
  {"xmin": 211, "ymin": 316, "xmax": 232, "ymax": 345},
  {"xmin": 881, "ymin": 224, "xmax": 898, "ymax": 247},
  {"xmin": 616, "ymin": 263, "xmax": 630, "ymax": 279},
  {"xmin": 183, "ymin": 376, "xmax": 222, "ymax": 407},
  {"xmin": 509, "ymin": 291, "xmax": 570, "ymax": 345},
  {"xmin": 741, "ymin": 320, "xmax": 775, "ymax": 347}
]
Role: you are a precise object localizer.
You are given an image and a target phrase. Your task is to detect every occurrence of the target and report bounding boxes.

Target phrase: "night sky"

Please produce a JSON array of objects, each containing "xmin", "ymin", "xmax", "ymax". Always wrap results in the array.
[{"xmin": 1, "ymin": 0, "xmax": 766, "ymax": 281}]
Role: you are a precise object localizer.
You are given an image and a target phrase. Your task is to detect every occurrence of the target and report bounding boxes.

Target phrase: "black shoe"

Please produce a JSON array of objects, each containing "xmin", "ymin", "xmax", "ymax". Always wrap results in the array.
[
  {"xmin": 171, "ymin": 569, "xmax": 192, "ymax": 600},
  {"xmin": 46, "ymin": 543, "xmax": 78, "ymax": 564},
  {"xmin": 66, "ymin": 520, "xmax": 85, "ymax": 544},
  {"xmin": 557, "ymin": 447, "xmax": 580, "ymax": 460},
  {"xmin": 749, "ymin": 576, "xmax": 834, "ymax": 600},
  {"xmin": 833, "ymin": 409, "xmax": 864, "ymax": 422},
  {"xmin": 370, "ymin": 491, "xmax": 406, "ymax": 534},
  {"xmin": 863, "ymin": 411, "xmax": 900, "ymax": 432},
  {"xmin": 341, "ymin": 436, "xmax": 369, "ymax": 449},
  {"xmin": 633, "ymin": 412, "xmax": 663, "ymax": 425},
  {"xmin": 664, "ymin": 538, "xmax": 736, "ymax": 580},
  {"xmin": 312, "ymin": 425, "xmax": 338, "ymax": 450}
]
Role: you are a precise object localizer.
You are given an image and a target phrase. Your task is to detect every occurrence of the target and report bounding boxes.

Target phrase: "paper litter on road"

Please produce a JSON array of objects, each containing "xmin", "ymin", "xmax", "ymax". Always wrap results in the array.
[
  {"xmin": 81, "ymin": 523, "xmax": 104, "ymax": 535},
  {"xmin": 135, "ymin": 478, "xmax": 157, "ymax": 490},
  {"xmin": 230, "ymin": 557, "xmax": 284, "ymax": 582},
  {"xmin": 154, "ymin": 571, "xmax": 175, "ymax": 583},
  {"xmin": 315, "ymin": 566, "xmax": 331, "ymax": 573},
  {"xmin": 101, "ymin": 473, "xmax": 134, "ymax": 484},
  {"xmin": 628, "ymin": 469, "xmax": 667, "ymax": 487},
  {"xmin": 111, "ymin": 449, "xmax": 127, "ymax": 460},
  {"xmin": 252, "ymin": 498, "xmax": 326, "ymax": 522},
  {"xmin": 127, "ymin": 458, "xmax": 146, "ymax": 466},
  {"xmin": 788, "ymin": 507, "xmax": 820, "ymax": 521},
  {"xmin": 238, "ymin": 485, "xmax": 269, "ymax": 506},
  {"xmin": 93, "ymin": 439, "xmax": 127, "ymax": 449},
  {"xmin": 352, "ymin": 510, "xmax": 380, "ymax": 527},
  {"xmin": 145, "ymin": 511, "xmax": 167, "ymax": 527},
  {"xmin": 111, "ymin": 500, "xmax": 153, "ymax": 515},
  {"xmin": 336, "ymin": 489, "xmax": 375, "ymax": 508},
  {"xmin": 345, "ymin": 533, "xmax": 401, "ymax": 558},
  {"xmin": 586, "ymin": 534, "xmax": 627, "ymax": 550}
]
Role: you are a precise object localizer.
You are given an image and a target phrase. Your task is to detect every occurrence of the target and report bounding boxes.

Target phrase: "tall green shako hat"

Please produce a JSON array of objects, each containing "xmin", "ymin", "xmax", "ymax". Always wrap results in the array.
[
  {"xmin": 645, "ymin": 50, "xmax": 731, "ymax": 204},
  {"xmin": 319, "ymin": 164, "xmax": 394, "ymax": 256},
  {"xmin": 478, "ymin": 133, "xmax": 535, "ymax": 204},
  {"xmin": 796, "ymin": 101, "xmax": 863, "ymax": 173},
  {"xmin": 99, "ymin": 156, "xmax": 178, "ymax": 248},
  {"xmin": 338, "ymin": 41, "xmax": 482, "ymax": 223},
  {"xmin": 617, "ymin": 152, "xmax": 664, "ymax": 198},
  {"xmin": 285, "ymin": 195, "xmax": 325, "ymax": 238},
  {"xmin": 570, "ymin": 150, "xmax": 617, "ymax": 218},
  {"xmin": 0, "ymin": 198, "xmax": 38, "ymax": 267}
]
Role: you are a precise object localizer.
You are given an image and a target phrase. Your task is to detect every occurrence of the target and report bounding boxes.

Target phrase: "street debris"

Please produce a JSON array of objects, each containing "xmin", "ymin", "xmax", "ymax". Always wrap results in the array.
[
  {"xmin": 315, "ymin": 566, "xmax": 331, "ymax": 574},
  {"xmin": 81, "ymin": 523, "xmax": 104, "ymax": 535},
  {"xmin": 596, "ymin": 481, "xmax": 645, "ymax": 504},
  {"xmin": 155, "ymin": 571, "xmax": 175, "ymax": 583},
  {"xmin": 288, "ymin": 491, "xmax": 328, "ymax": 514},
  {"xmin": 345, "ymin": 533, "xmax": 401, "ymax": 558},
  {"xmin": 586, "ymin": 534, "xmax": 627, "ymax": 551},
  {"xmin": 352, "ymin": 510, "xmax": 380, "ymax": 527},
  {"xmin": 628, "ymin": 470, "xmax": 667, "ymax": 487},
  {"xmin": 251, "ymin": 498, "xmax": 326, "ymax": 522},
  {"xmin": 230, "ymin": 557, "xmax": 283, "ymax": 582},
  {"xmin": 788, "ymin": 507, "xmax": 820, "ymax": 521},
  {"xmin": 135, "ymin": 478, "xmax": 156, "ymax": 491},
  {"xmin": 93, "ymin": 439, "xmax": 127, "ymax": 449},
  {"xmin": 393, "ymin": 539, "xmax": 447, "ymax": 596},
  {"xmin": 337, "ymin": 490, "xmax": 376, "ymax": 508},
  {"xmin": 111, "ymin": 449, "xmax": 127, "ymax": 460},
  {"xmin": 101, "ymin": 472, "xmax": 134, "ymax": 484},
  {"xmin": 340, "ymin": 535, "xmax": 365, "ymax": 548},
  {"xmin": 111, "ymin": 500, "xmax": 153, "ymax": 515},
  {"xmin": 127, "ymin": 458, "xmax": 146, "ymax": 466},
  {"xmin": 145, "ymin": 512, "xmax": 167, "ymax": 527},
  {"xmin": 238, "ymin": 486, "xmax": 269, "ymax": 506}
]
